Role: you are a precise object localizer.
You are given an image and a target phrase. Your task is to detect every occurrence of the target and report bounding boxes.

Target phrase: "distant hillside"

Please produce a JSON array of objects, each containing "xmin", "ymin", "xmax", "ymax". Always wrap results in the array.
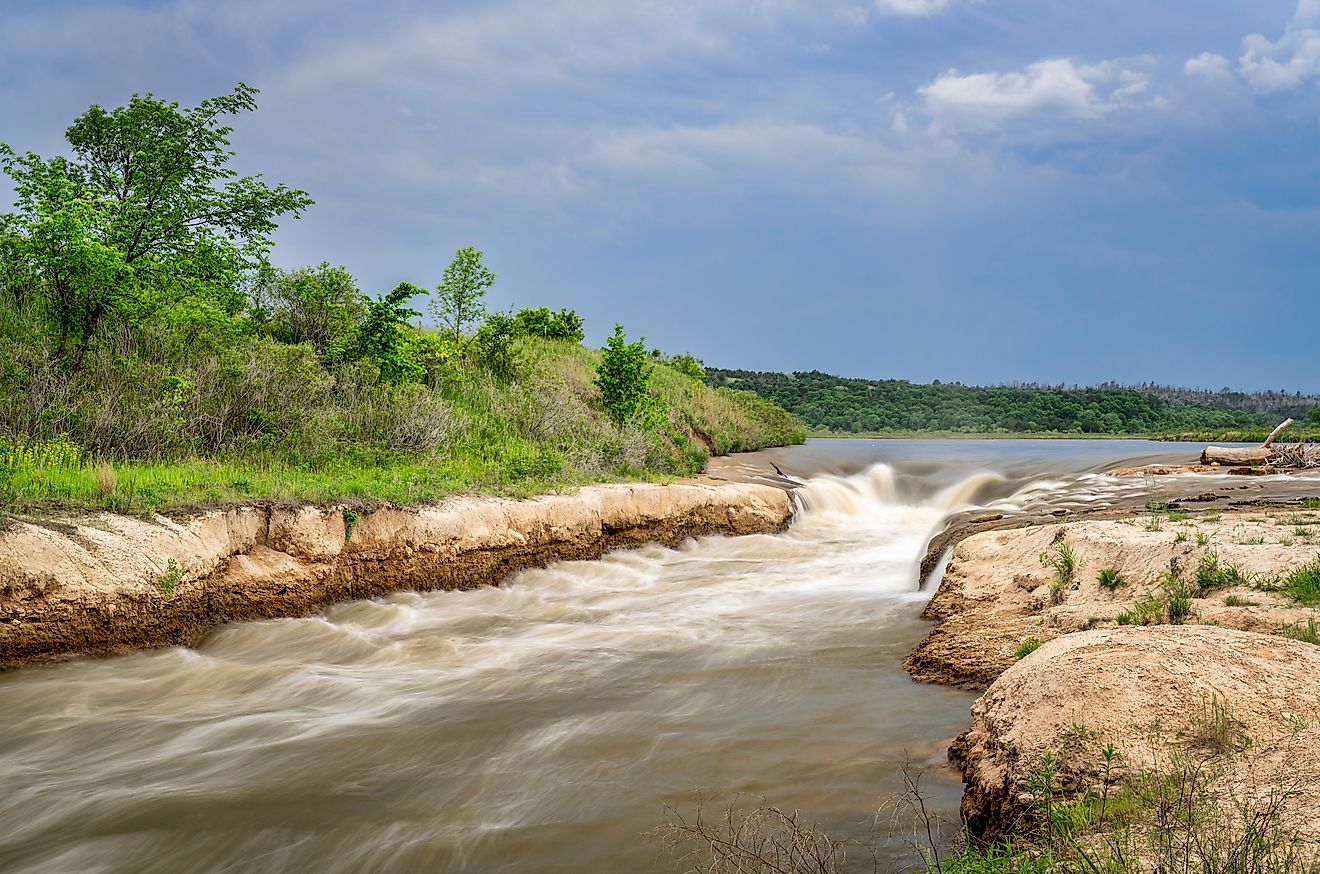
[{"xmin": 707, "ymin": 370, "xmax": 1320, "ymax": 435}]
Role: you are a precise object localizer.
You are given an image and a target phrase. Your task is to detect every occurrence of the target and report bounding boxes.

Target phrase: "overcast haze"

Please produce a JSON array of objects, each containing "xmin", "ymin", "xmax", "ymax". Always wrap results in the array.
[{"xmin": 2, "ymin": 0, "xmax": 1318, "ymax": 391}]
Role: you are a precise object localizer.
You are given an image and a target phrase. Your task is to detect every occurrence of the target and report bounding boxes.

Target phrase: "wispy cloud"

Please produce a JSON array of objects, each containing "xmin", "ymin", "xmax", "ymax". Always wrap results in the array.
[
  {"xmin": 874, "ymin": 0, "xmax": 954, "ymax": 16},
  {"xmin": 1184, "ymin": 52, "xmax": 1233, "ymax": 81}
]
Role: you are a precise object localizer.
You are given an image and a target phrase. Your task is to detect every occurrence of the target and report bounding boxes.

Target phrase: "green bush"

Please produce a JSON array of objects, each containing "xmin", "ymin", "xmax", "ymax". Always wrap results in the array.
[
  {"xmin": 511, "ymin": 306, "xmax": 584, "ymax": 342},
  {"xmin": 595, "ymin": 324, "xmax": 660, "ymax": 426}
]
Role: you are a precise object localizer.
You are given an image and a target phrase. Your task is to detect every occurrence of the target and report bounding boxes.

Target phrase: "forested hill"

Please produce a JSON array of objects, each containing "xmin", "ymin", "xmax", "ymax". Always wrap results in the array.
[{"xmin": 707, "ymin": 369, "xmax": 1320, "ymax": 435}]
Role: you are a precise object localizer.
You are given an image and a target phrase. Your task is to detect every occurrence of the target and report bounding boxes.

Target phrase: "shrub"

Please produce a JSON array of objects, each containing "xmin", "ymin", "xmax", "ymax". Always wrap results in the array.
[
  {"xmin": 510, "ymin": 306, "xmax": 584, "ymax": 342},
  {"xmin": 666, "ymin": 353, "xmax": 707, "ymax": 383},
  {"xmin": 595, "ymin": 324, "xmax": 660, "ymax": 425},
  {"xmin": 248, "ymin": 262, "xmax": 363, "ymax": 358}
]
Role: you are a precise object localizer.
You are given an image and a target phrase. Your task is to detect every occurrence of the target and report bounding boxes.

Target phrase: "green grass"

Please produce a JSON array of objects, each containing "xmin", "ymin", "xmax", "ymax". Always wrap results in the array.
[
  {"xmin": 1195, "ymin": 552, "xmax": 1249, "ymax": 593},
  {"xmin": 1164, "ymin": 576, "xmax": 1194, "ymax": 624},
  {"xmin": 1039, "ymin": 539, "xmax": 1076, "ymax": 604},
  {"xmin": 1158, "ymin": 425, "xmax": 1320, "ymax": 443},
  {"xmin": 1117, "ymin": 593, "xmax": 1167, "ymax": 626},
  {"xmin": 1283, "ymin": 557, "xmax": 1320, "ymax": 605},
  {"xmin": 1223, "ymin": 594, "xmax": 1261, "ymax": 607},
  {"xmin": 0, "ymin": 342, "xmax": 806, "ymax": 516},
  {"xmin": 1097, "ymin": 567, "xmax": 1125, "ymax": 591},
  {"xmin": 1015, "ymin": 638, "xmax": 1044, "ymax": 659},
  {"xmin": 1279, "ymin": 617, "xmax": 1320, "ymax": 645}
]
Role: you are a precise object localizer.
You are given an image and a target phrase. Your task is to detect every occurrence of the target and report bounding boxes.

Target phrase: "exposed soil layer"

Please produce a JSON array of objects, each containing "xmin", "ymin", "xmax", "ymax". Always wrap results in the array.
[
  {"xmin": 954, "ymin": 626, "xmax": 1320, "ymax": 843},
  {"xmin": 0, "ymin": 480, "xmax": 793, "ymax": 670}
]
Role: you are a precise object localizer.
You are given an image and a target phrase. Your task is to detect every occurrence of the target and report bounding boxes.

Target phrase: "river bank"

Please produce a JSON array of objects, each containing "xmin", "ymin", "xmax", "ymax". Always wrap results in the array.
[
  {"xmin": 907, "ymin": 489, "xmax": 1320, "ymax": 861},
  {"xmin": 0, "ymin": 479, "xmax": 792, "ymax": 670}
]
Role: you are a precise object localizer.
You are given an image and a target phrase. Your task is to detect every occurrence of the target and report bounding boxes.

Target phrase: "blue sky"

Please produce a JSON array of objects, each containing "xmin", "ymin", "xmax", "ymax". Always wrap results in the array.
[{"xmin": 2, "ymin": 0, "xmax": 1318, "ymax": 391}]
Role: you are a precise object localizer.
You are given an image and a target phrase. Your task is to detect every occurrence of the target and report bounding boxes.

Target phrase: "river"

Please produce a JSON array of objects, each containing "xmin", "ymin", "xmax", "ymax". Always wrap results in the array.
[{"xmin": 0, "ymin": 439, "xmax": 1300, "ymax": 873}]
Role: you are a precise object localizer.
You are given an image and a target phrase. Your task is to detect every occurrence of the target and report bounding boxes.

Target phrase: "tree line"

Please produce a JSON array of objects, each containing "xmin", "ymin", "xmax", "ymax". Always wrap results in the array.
[{"xmin": 708, "ymin": 369, "xmax": 1320, "ymax": 435}]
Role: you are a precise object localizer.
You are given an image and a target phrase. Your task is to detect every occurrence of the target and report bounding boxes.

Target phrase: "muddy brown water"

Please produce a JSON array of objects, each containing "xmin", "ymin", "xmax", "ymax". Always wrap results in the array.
[{"xmin": 2, "ymin": 439, "xmax": 1316, "ymax": 873}]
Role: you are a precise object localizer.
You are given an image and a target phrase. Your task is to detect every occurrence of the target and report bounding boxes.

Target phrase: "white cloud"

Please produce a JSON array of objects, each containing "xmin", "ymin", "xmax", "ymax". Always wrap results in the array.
[
  {"xmin": 1184, "ymin": 52, "xmax": 1232, "ymax": 81},
  {"xmin": 917, "ymin": 58, "xmax": 1151, "ymax": 131},
  {"xmin": 1238, "ymin": 0, "xmax": 1320, "ymax": 91},
  {"xmin": 874, "ymin": 0, "xmax": 951, "ymax": 15}
]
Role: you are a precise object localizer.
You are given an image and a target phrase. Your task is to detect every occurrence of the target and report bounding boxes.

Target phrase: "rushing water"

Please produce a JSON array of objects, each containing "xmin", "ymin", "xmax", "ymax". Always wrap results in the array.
[{"xmin": 1, "ymin": 439, "xmax": 1313, "ymax": 873}]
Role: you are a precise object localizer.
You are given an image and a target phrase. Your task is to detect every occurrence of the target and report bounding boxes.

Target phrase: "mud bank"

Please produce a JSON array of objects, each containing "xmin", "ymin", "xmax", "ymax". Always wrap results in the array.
[{"xmin": 0, "ymin": 480, "xmax": 793, "ymax": 670}]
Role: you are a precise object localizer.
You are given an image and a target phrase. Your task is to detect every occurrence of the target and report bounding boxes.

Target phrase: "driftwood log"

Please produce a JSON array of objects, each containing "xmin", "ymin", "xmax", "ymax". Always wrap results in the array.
[{"xmin": 1201, "ymin": 419, "xmax": 1318, "ymax": 468}]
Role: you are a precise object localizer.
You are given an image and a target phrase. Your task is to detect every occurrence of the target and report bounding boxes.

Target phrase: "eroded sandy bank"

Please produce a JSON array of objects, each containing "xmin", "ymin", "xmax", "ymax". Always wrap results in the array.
[
  {"xmin": 0, "ymin": 480, "xmax": 793, "ymax": 670},
  {"xmin": 909, "ymin": 503, "xmax": 1320, "ymax": 843}
]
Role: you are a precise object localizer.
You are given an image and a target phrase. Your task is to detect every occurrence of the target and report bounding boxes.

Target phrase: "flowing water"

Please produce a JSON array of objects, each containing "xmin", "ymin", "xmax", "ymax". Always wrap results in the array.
[{"xmin": 2, "ymin": 439, "xmax": 1314, "ymax": 873}]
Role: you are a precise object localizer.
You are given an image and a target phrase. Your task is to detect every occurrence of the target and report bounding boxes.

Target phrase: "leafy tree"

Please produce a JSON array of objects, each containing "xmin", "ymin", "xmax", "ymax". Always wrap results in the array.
[
  {"xmin": 0, "ymin": 83, "xmax": 313, "ymax": 374},
  {"xmin": 430, "ymin": 245, "xmax": 495, "ymax": 345},
  {"xmin": 596, "ymin": 324, "xmax": 659, "ymax": 424},
  {"xmin": 511, "ymin": 306, "xmax": 584, "ymax": 341},
  {"xmin": 1311, "ymin": 406, "xmax": 1320, "ymax": 425},
  {"xmin": 350, "ymin": 282, "xmax": 425, "ymax": 382},
  {"xmin": 249, "ymin": 262, "xmax": 363, "ymax": 358}
]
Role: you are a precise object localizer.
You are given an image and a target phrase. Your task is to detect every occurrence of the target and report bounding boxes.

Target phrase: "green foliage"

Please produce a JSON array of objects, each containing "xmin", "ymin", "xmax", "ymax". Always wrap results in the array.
[
  {"xmin": 0, "ymin": 84, "xmax": 312, "ymax": 374},
  {"xmin": 707, "ymin": 369, "xmax": 1320, "ymax": 435},
  {"xmin": 430, "ymin": 245, "xmax": 494, "ymax": 344},
  {"xmin": 1196, "ymin": 552, "xmax": 1249, "ymax": 593},
  {"xmin": 470, "ymin": 311, "xmax": 525, "ymax": 380},
  {"xmin": 595, "ymin": 324, "xmax": 660, "ymax": 425},
  {"xmin": 1223, "ymin": 595, "xmax": 1261, "ymax": 607},
  {"xmin": 1283, "ymin": 556, "xmax": 1320, "ymax": 605},
  {"xmin": 342, "ymin": 509, "xmax": 359, "ymax": 544},
  {"xmin": 1117, "ymin": 593, "xmax": 1167, "ymax": 626},
  {"xmin": 510, "ymin": 306, "xmax": 584, "ymax": 342},
  {"xmin": 0, "ymin": 434, "xmax": 86, "ymax": 469},
  {"xmin": 666, "ymin": 353, "xmax": 707, "ymax": 383},
  {"xmin": 157, "ymin": 558, "xmax": 184, "ymax": 598},
  {"xmin": 349, "ymin": 283, "xmax": 425, "ymax": 382},
  {"xmin": 1038, "ymin": 538, "xmax": 1076, "ymax": 603},
  {"xmin": 1310, "ymin": 406, "xmax": 1320, "ymax": 425},
  {"xmin": 1015, "ymin": 638, "xmax": 1043, "ymax": 659},
  {"xmin": 1278, "ymin": 617, "xmax": 1320, "ymax": 645},
  {"xmin": 1096, "ymin": 567, "xmax": 1124, "ymax": 591},
  {"xmin": 1163, "ymin": 572, "xmax": 1194, "ymax": 624},
  {"xmin": 249, "ymin": 262, "xmax": 362, "ymax": 358}
]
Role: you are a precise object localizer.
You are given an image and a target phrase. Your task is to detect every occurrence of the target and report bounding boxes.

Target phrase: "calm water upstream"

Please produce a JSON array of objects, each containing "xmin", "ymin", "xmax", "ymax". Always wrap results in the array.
[{"xmin": 1, "ymin": 439, "xmax": 1304, "ymax": 873}]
